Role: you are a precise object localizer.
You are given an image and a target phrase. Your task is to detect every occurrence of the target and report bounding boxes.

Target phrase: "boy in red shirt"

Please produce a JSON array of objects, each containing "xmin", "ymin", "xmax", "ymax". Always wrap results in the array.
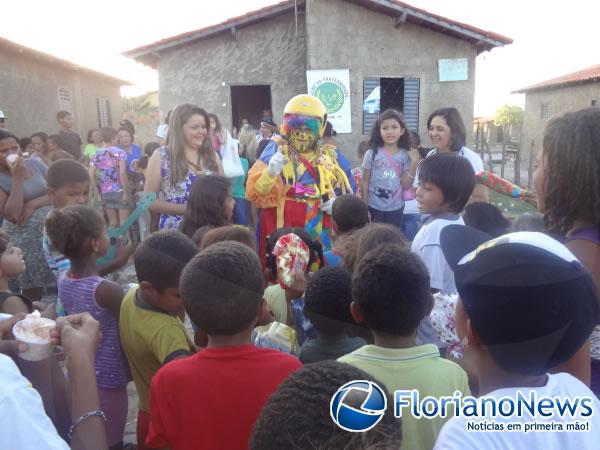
[{"xmin": 146, "ymin": 241, "xmax": 302, "ymax": 450}]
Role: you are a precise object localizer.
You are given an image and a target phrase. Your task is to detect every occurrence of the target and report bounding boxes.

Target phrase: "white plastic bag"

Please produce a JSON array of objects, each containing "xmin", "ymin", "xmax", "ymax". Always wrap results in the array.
[{"xmin": 221, "ymin": 130, "xmax": 244, "ymax": 178}]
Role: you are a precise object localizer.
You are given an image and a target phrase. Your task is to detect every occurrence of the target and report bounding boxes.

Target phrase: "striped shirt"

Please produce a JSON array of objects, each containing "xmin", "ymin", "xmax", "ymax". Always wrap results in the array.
[
  {"xmin": 42, "ymin": 226, "xmax": 70, "ymax": 280},
  {"xmin": 58, "ymin": 274, "xmax": 130, "ymax": 388}
]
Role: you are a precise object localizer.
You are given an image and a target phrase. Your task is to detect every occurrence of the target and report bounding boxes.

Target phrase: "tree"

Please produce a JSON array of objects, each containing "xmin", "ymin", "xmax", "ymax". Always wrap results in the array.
[{"xmin": 494, "ymin": 105, "xmax": 524, "ymax": 184}]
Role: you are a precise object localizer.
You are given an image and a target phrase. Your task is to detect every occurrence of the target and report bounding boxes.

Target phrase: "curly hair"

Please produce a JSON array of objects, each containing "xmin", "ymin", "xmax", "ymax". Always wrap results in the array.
[
  {"xmin": 180, "ymin": 175, "xmax": 232, "ymax": 238},
  {"xmin": 541, "ymin": 107, "xmax": 600, "ymax": 236},
  {"xmin": 343, "ymin": 223, "xmax": 408, "ymax": 274},
  {"xmin": 304, "ymin": 266, "xmax": 355, "ymax": 335},
  {"xmin": 45, "ymin": 205, "xmax": 105, "ymax": 259},
  {"xmin": 181, "ymin": 241, "xmax": 263, "ymax": 335},
  {"xmin": 199, "ymin": 225, "xmax": 256, "ymax": 251},
  {"xmin": 353, "ymin": 244, "xmax": 433, "ymax": 336},
  {"xmin": 250, "ymin": 361, "xmax": 402, "ymax": 450}
]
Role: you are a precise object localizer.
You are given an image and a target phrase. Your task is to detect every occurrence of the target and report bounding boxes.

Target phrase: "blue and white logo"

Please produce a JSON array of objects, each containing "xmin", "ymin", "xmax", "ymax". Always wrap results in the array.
[{"xmin": 330, "ymin": 380, "xmax": 387, "ymax": 432}]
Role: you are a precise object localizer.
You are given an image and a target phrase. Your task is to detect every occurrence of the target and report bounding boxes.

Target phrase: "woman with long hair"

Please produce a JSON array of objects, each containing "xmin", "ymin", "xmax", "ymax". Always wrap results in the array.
[{"xmin": 144, "ymin": 104, "xmax": 224, "ymax": 230}]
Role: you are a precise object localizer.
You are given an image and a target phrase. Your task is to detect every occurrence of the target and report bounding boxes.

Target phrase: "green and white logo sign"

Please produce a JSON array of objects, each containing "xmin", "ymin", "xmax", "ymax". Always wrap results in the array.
[{"xmin": 307, "ymin": 69, "xmax": 352, "ymax": 133}]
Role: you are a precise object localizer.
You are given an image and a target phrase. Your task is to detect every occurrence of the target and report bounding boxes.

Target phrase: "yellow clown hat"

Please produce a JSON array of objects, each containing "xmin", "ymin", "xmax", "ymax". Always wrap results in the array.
[{"xmin": 283, "ymin": 95, "xmax": 328, "ymax": 137}]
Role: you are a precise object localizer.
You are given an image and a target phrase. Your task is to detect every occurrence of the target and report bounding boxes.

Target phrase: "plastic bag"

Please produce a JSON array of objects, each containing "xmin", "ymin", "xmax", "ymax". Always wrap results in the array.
[
  {"xmin": 253, "ymin": 321, "xmax": 298, "ymax": 355},
  {"xmin": 221, "ymin": 130, "xmax": 244, "ymax": 178}
]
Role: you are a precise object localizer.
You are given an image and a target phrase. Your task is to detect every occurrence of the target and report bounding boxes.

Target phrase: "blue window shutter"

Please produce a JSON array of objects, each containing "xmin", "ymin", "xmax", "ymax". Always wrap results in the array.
[
  {"xmin": 403, "ymin": 78, "xmax": 420, "ymax": 132},
  {"xmin": 363, "ymin": 77, "xmax": 380, "ymax": 136}
]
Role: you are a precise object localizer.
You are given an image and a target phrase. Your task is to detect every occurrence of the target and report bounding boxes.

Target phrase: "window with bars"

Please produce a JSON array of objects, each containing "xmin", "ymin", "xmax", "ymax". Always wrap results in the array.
[
  {"xmin": 97, "ymin": 97, "xmax": 112, "ymax": 127},
  {"xmin": 363, "ymin": 77, "xmax": 420, "ymax": 136},
  {"xmin": 540, "ymin": 103, "xmax": 550, "ymax": 119},
  {"xmin": 58, "ymin": 87, "xmax": 72, "ymax": 112}
]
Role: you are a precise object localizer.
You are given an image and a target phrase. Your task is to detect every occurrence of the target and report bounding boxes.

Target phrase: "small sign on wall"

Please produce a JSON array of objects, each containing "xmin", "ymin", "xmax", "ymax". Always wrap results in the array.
[
  {"xmin": 307, "ymin": 69, "xmax": 352, "ymax": 133},
  {"xmin": 438, "ymin": 58, "xmax": 469, "ymax": 82}
]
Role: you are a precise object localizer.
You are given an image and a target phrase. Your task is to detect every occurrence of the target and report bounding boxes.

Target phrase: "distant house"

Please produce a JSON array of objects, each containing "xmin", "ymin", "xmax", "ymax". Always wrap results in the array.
[
  {"xmin": 0, "ymin": 37, "xmax": 128, "ymax": 139},
  {"xmin": 124, "ymin": 0, "xmax": 511, "ymax": 156},
  {"xmin": 513, "ymin": 64, "xmax": 600, "ymax": 157}
]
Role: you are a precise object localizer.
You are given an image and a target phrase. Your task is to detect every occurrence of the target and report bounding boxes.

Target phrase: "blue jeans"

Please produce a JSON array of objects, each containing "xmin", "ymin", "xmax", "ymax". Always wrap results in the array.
[
  {"xmin": 368, "ymin": 206, "xmax": 404, "ymax": 229},
  {"xmin": 233, "ymin": 198, "xmax": 250, "ymax": 226},
  {"xmin": 401, "ymin": 213, "xmax": 421, "ymax": 241}
]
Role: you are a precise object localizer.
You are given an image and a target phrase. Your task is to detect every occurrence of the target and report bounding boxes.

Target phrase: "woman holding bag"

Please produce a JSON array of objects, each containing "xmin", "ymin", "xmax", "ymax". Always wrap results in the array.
[{"xmin": 144, "ymin": 104, "xmax": 223, "ymax": 230}]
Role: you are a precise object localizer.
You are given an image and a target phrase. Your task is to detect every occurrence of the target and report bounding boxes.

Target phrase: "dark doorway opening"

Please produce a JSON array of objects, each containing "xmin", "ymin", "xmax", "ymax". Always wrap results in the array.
[
  {"xmin": 231, "ymin": 85, "xmax": 272, "ymax": 130},
  {"xmin": 380, "ymin": 78, "xmax": 404, "ymax": 112}
]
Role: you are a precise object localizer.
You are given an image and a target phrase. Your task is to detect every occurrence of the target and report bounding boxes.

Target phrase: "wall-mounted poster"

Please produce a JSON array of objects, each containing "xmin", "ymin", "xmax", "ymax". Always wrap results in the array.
[
  {"xmin": 439, "ymin": 58, "xmax": 469, "ymax": 82},
  {"xmin": 307, "ymin": 69, "xmax": 352, "ymax": 133}
]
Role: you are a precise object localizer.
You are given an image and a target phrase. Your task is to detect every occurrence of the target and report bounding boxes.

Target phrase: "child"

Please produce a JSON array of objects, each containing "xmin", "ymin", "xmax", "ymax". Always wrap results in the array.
[
  {"xmin": 340, "ymin": 244, "xmax": 469, "ymax": 450},
  {"xmin": 179, "ymin": 175, "xmax": 235, "ymax": 238},
  {"xmin": 0, "ymin": 230, "xmax": 33, "ymax": 314},
  {"xmin": 533, "ymin": 107, "xmax": 600, "ymax": 392},
  {"xmin": 411, "ymin": 153, "xmax": 475, "ymax": 295},
  {"xmin": 361, "ymin": 109, "xmax": 420, "ymax": 228},
  {"xmin": 342, "ymin": 222, "xmax": 408, "ymax": 273},
  {"xmin": 463, "ymin": 201, "xmax": 510, "ymax": 237},
  {"xmin": 325, "ymin": 194, "xmax": 369, "ymax": 267},
  {"xmin": 83, "ymin": 129, "xmax": 102, "ymax": 162},
  {"xmin": 45, "ymin": 205, "xmax": 130, "ymax": 450},
  {"xmin": 47, "ymin": 134, "xmax": 75, "ymax": 163},
  {"xmin": 436, "ymin": 226, "xmax": 600, "ymax": 449},
  {"xmin": 299, "ymin": 267, "xmax": 366, "ymax": 363},
  {"xmin": 31, "ymin": 132, "xmax": 49, "ymax": 164},
  {"xmin": 231, "ymin": 138, "xmax": 250, "ymax": 225},
  {"xmin": 199, "ymin": 224, "xmax": 256, "ymax": 251},
  {"xmin": 351, "ymin": 140, "xmax": 368, "ymax": 198},
  {"xmin": 250, "ymin": 361, "xmax": 402, "ymax": 450},
  {"xmin": 402, "ymin": 130, "xmax": 424, "ymax": 240},
  {"xmin": 90, "ymin": 127, "xmax": 131, "ymax": 231},
  {"xmin": 56, "ymin": 110, "xmax": 83, "ymax": 161},
  {"xmin": 44, "ymin": 159, "xmax": 132, "ymax": 283},
  {"xmin": 119, "ymin": 230, "xmax": 198, "ymax": 450},
  {"xmin": 264, "ymin": 229, "xmax": 324, "ymax": 339},
  {"xmin": 146, "ymin": 241, "xmax": 302, "ymax": 450}
]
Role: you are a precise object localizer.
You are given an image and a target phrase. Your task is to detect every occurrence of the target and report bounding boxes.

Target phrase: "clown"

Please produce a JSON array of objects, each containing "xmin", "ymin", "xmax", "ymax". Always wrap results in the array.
[{"xmin": 246, "ymin": 94, "xmax": 354, "ymax": 263}]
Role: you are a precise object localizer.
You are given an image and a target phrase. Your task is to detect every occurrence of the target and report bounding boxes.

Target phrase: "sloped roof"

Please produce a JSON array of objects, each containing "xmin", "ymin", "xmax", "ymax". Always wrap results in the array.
[
  {"xmin": 513, "ymin": 64, "xmax": 600, "ymax": 94},
  {"xmin": 0, "ymin": 36, "xmax": 131, "ymax": 85},
  {"xmin": 123, "ymin": 0, "xmax": 512, "ymax": 68}
]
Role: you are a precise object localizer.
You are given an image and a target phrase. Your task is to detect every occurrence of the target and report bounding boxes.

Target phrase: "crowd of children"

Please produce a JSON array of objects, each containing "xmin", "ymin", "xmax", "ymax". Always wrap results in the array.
[{"xmin": 0, "ymin": 103, "xmax": 598, "ymax": 450}]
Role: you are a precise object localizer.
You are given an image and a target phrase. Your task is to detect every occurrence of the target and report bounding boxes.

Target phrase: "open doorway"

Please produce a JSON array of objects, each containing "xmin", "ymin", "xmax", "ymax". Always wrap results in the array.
[{"xmin": 231, "ymin": 85, "xmax": 272, "ymax": 130}]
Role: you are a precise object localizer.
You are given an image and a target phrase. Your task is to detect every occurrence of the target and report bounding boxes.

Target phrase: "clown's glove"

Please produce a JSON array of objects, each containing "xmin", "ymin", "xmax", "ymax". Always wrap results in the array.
[
  {"xmin": 268, "ymin": 151, "xmax": 287, "ymax": 176},
  {"xmin": 320, "ymin": 198, "xmax": 335, "ymax": 215}
]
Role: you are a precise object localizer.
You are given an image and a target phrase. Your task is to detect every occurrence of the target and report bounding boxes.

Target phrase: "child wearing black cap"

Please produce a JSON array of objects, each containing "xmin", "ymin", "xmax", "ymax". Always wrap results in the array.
[
  {"xmin": 411, "ymin": 153, "xmax": 475, "ymax": 295},
  {"xmin": 435, "ymin": 227, "xmax": 600, "ymax": 449}
]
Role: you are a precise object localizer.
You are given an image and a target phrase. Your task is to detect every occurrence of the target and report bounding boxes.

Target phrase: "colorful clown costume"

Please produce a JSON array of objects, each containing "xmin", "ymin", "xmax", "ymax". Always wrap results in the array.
[{"xmin": 247, "ymin": 136, "xmax": 355, "ymax": 263}]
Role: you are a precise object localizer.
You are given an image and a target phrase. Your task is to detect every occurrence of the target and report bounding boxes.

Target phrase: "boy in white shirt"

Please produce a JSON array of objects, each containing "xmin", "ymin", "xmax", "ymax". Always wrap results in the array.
[
  {"xmin": 435, "ymin": 226, "xmax": 600, "ymax": 449},
  {"xmin": 411, "ymin": 153, "xmax": 475, "ymax": 295}
]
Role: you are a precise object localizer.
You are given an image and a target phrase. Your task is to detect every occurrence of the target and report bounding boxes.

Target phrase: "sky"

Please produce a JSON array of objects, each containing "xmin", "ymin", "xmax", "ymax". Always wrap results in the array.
[{"xmin": 1, "ymin": 0, "xmax": 598, "ymax": 116}]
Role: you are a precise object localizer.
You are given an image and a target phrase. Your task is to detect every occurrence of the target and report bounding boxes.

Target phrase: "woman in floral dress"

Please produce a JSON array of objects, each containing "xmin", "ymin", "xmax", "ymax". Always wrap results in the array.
[{"xmin": 144, "ymin": 104, "xmax": 223, "ymax": 230}]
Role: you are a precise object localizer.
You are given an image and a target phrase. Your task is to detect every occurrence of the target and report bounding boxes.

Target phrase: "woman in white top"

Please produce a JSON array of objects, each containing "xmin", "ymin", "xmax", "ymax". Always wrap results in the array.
[{"xmin": 426, "ymin": 107, "xmax": 488, "ymax": 203}]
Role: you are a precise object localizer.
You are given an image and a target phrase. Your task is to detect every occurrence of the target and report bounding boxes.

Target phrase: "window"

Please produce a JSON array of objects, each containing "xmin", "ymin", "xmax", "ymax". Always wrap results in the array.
[
  {"xmin": 58, "ymin": 87, "xmax": 72, "ymax": 112},
  {"xmin": 540, "ymin": 103, "xmax": 550, "ymax": 119},
  {"xmin": 362, "ymin": 77, "xmax": 420, "ymax": 135},
  {"xmin": 592, "ymin": 99, "xmax": 597, "ymax": 107},
  {"xmin": 97, "ymin": 97, "xmax": 112, "ymax": 127}
]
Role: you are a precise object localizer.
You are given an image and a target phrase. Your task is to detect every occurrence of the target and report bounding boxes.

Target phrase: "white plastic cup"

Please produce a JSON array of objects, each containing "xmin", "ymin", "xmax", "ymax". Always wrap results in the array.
[{"xmin": 12, "ymin": 315, "xmax": 55, "ymax": 361}]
